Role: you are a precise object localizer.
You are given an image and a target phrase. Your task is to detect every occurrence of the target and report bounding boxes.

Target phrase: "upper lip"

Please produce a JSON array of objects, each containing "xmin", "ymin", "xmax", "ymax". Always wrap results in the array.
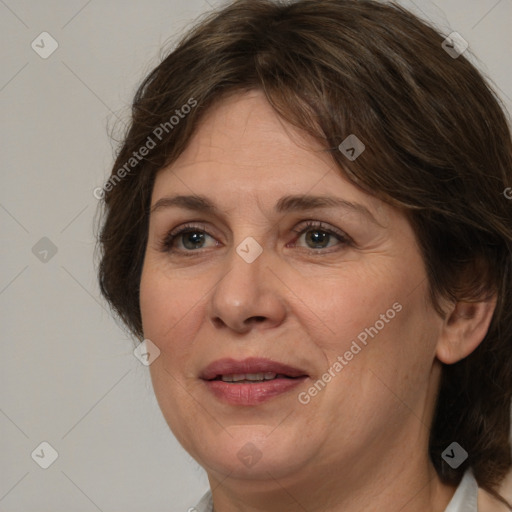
[{"xmin": 200, "ymin": 357, "xmax": 309, "ymax": 380}]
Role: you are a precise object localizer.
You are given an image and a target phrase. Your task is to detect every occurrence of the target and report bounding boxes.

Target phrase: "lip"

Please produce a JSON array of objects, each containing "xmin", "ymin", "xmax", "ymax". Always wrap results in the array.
[
  {"xmin": 200, "ymin": 357, "xmax": 309, "ymax": 406},
  {"xmin": 200, "ymin": 357, "xmax": 308, "ymax": 380}
]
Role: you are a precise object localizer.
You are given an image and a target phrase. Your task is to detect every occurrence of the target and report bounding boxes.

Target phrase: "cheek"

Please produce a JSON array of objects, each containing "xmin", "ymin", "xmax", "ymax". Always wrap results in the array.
[
  {"xmin": 311, "ymin": 258, "xmax": 437, "ymax": 381},
  {"xmin": 303, "ymin": 264, "xmax": 404, "ymax": 350},
  {"xmin": 310, "ymin": 287, "xmax": 440, "ymax": 435},
  {"xmin": 140, "ymin": 267, "xmax": 203, "ymax": 436},
  {"xmin": 340, "ymin": 285, "xmax": 440, "ymax": 410},
  {"xmin": 139, "ymin": 264, "xmax": 196, "ymax": 341}
]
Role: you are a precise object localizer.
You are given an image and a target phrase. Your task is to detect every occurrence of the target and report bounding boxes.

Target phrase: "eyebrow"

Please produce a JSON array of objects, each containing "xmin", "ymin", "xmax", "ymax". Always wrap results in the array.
[{"xmin": 150, "ymin": 193, "xmax": 381, "ymax": 226}]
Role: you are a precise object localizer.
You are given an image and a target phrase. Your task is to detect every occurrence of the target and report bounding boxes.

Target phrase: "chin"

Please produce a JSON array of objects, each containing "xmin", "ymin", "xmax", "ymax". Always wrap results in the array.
[{"xmin": 187, "ymin": 428, "xmax": 310, "ymax": 481}]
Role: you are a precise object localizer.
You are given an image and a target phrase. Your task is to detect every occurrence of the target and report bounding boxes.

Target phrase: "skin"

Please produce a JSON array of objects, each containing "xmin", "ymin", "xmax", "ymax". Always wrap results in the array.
[{"xmin": 139, "ymin": 89, "xmax": 496, "ymax": 512}]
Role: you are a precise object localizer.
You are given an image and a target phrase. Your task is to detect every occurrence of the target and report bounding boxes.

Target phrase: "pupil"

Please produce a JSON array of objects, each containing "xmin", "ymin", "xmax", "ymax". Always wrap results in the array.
[
  {"xmin": 184, "ymin": 232, "xmax": 204, "ymax": 249},
  {"xmin": 307, "ymin": 230, "xmax": 328, "ymax": 248}
]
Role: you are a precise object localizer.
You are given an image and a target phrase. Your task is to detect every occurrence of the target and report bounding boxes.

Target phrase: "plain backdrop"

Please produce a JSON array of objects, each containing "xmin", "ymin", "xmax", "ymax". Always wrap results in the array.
[{"xmin": 1, "ymin": 0, "xmax": 511, "ymax": 511}]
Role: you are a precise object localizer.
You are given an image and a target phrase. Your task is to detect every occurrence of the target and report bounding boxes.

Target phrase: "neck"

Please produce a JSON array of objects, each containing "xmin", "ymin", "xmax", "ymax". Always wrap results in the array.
[{"xmin": 207, "ymin": 451, "xmax": 457, "ymax": 512}]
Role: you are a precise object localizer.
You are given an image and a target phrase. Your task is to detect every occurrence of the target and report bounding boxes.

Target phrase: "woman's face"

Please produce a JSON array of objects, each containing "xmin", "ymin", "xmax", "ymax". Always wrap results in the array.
[{"xmin": 140, "ymin": 90, "xmax": 445, "ymax": 489}]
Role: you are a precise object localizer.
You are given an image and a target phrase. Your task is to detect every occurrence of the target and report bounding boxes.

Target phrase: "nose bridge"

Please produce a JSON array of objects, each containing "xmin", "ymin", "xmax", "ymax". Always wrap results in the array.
[
  {"xmin": 208, "ymin": 234, "xmax": 286, "ymax": 331},
  {"xmin": 215, "ymin": 235, "xmax": 267, "ymax": 309}
]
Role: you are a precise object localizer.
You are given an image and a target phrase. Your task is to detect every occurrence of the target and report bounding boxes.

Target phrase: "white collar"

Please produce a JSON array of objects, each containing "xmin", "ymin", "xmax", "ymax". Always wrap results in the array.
[
  {"xmin": 444, "ymin": 469, "xmax": 479, "ymax": 512},
  {"xmin": 192, "ymin": 469, "xmax": 478, "ymax": 512},
  {"xmin": 192, "ymin": 488, "xmax": 214, "ymax": 512}
]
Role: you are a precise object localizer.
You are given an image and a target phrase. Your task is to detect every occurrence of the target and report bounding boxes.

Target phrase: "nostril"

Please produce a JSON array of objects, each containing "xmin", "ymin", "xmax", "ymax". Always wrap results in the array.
[{"xmin": 211, "ymin": 317, "xmax": 224, "ymax": 328}]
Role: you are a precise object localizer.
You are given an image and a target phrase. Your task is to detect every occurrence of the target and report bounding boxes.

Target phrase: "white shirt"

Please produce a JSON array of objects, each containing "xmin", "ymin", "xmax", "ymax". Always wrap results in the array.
[
  {"xmin": 445, "ymin": 469, "xmax": 479, "ymax": 512},
  {"xmin": 192, "ymin": 469, "xmax": 479, "ymax": 512}
]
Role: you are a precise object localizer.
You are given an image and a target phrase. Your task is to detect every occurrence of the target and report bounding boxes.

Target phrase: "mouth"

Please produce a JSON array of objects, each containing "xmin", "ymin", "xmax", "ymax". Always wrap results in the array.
[
  {"xmin": 212, "ymin": 372, "xmax": 300, "ymax": 383},
  {"xmin": 200, "ymin": 357, "xmax": 308, "ymax": 381},
  {"xmin": 200, "ymin": 357, "xmax": 309, "ymax": 405}
]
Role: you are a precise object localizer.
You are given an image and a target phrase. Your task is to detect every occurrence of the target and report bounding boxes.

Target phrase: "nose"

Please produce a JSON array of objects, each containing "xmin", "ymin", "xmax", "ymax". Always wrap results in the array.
[{"xmin": 207, "ymin": 242, "xmax": 287, "ymax": 334}]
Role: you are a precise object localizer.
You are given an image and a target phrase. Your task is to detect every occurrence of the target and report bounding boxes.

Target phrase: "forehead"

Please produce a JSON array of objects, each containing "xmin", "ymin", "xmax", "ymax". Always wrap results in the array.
[
  {"xmin": 161, "ymin": 90, "xmax": 325, "ymax": 178},
  {"xmin": 151, "ymin": 90, "xmax": 387, "ymax": 222}
]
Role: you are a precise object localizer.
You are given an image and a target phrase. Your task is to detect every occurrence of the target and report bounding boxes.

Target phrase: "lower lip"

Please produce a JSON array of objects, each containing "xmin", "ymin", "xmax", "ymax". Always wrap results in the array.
[{"xmin": 203, "ymin": 377, "xmax": 308, "ymax": 405}]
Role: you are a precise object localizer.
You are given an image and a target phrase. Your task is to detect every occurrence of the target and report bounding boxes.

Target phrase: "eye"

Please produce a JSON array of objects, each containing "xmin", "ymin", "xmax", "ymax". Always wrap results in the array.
[
  {"xmin": 159, "ymin": 220, "xmax": 352, "ymax": 255},
  {"xmin": 160, "ymin": 223, "xmax": 218, "ymax": 254},
  {"xmin": 290, "ymin": 220, "xmax": 351, "ymax": 251}
]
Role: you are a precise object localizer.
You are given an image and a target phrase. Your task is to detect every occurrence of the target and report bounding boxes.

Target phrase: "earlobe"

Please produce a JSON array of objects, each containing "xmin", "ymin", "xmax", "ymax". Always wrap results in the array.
[{"xmin": 436, "ymin": 296, "xmax": 497, "ymax": 364}]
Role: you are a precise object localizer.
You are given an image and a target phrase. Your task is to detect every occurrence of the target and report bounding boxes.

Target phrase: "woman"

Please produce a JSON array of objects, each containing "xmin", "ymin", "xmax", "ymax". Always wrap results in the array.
[{"xmin": 96, "ymin": 0, "xmax": 512, "ymax": 510}]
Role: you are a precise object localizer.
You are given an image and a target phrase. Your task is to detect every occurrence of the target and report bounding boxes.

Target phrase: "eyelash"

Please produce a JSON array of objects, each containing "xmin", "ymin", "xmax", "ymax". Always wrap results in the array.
[{"xmin": 159, "ymin": 220, "xmax": 352, "ymax": 255}]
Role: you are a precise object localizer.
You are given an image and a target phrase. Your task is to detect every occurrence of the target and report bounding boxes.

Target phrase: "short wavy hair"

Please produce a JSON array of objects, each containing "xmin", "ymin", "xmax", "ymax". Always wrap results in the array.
[{"xmin": 96, "ymin": 0, "xmax": 512, "ymax": 504}]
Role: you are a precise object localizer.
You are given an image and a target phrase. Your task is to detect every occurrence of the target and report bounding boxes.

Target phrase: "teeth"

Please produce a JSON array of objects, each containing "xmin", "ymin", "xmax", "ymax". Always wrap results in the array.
[{"xmin": 220, "ymin": 372, "xmax": 277, "ymax": 382}]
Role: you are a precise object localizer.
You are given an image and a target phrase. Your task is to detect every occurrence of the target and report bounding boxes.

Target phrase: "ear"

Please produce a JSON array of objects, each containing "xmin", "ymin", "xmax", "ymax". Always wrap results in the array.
[{"xmin": 436, "ymin": 296, "xmax": 497, "ymax": 364}]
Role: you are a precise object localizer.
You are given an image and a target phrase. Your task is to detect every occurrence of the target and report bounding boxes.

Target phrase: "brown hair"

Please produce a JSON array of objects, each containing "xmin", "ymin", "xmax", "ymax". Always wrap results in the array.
[{"xmin": 96, "ymin": 0, "xmax": 512, "ymax": 504}]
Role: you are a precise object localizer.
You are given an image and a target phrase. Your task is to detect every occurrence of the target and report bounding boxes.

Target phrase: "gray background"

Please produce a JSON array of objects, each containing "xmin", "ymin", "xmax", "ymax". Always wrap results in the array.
[{"xmin": 1, "ymin": 0, "xmax": 511, "ymax": 511}]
